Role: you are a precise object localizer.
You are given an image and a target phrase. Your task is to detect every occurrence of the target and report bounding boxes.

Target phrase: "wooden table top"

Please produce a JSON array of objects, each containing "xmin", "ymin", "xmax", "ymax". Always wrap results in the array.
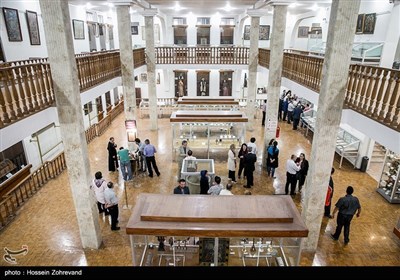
[
  {"xmin": 126, "ymin": 194, "xmax": 309, "ymax": 238},
  {"xmin": 170, "ymin": 110, "xmax": 248, "ymax": 123}
]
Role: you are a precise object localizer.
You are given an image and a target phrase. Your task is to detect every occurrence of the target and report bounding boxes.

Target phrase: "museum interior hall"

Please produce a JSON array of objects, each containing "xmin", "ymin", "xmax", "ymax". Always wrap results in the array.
[{"xmin": 0, "ymin": 0, "xmax": 399, "ymax": 268}]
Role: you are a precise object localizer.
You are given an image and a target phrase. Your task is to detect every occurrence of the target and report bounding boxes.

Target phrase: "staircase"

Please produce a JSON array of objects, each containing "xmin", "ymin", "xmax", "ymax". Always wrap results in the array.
[{"xmin": 371, "ymin": 143, "xmax": 386, "ymax": 163}]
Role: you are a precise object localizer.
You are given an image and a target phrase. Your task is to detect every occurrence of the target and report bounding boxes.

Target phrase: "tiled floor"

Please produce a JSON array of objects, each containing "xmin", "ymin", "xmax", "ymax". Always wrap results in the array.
[{"xmin": 0, "ymin": 112, "xmax": 399, "ymax": 267}]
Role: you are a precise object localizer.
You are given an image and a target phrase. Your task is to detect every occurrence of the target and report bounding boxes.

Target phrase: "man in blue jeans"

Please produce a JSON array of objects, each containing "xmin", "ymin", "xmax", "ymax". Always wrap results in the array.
[
  {"xmin": 330, "ymin": 186, "xmax": 361, "ymax": 244},
  {"xmin": 117, "ymin": 146, "xmax": 132, "ymax": 181}
]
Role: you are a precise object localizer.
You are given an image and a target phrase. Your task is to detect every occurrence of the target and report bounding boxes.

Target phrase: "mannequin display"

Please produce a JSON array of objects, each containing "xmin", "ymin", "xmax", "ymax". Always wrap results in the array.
[
  {"xmin": 222, "ymin": 80, "xmax": 229, "ymax": 96},
  {"xmin": 200, "ymin": 78, "xmax": 207, "ymax": 96},
  {"xmin": 178, "ymin": 78, "xmax": 184, "ymax": 97}
]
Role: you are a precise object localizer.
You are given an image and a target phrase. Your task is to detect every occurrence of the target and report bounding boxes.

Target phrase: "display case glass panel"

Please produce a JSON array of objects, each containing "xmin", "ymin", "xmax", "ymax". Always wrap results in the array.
[
  {"xmin": 170, "ymin": 111, "xmax": 247, "ymax": 160},
  {"xmin": 126, "ymin": 194, "xmax": 308, "ymax": 267},
  {"xmin": 377, "ymin": 150, "xmax": 400, "ymax": 203}
]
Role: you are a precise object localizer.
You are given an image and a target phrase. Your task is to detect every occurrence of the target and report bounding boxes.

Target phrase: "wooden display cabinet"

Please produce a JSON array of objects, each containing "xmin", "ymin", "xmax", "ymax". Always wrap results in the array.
[{"xmin": 126, "ymin": 194, "xmax": 308, "ymax": 266}]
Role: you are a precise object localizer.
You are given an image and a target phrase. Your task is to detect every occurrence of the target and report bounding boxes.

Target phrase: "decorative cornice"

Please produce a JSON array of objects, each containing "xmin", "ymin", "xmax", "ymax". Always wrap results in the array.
[
  {"xmin": 263, "ymin": 0, "xmax": 292, "ymax": 6},
  {"xmin": 246, "ymin": 9, "xmax": 269, "ymax": 17},
  {"xmin": 141, "ymin": 8, "xmax": 158, "ymax": 17}
]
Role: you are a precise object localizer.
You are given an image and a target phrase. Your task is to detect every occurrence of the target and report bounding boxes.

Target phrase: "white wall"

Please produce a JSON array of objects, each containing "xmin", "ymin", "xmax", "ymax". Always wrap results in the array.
[
  {"xmin": 354, "ymin": 1, "xmax": 392, "ymax": 43},
  {"xmin": 0, "ymin": 107, "xmax": 58, "ymax": 151},
  {"xmin": 242, "ymin": 15, "xmax": 273, "ymax": 49},
  {"xmin": 0, "ymin": 0, "xmax": 47, "ymax": 61}
]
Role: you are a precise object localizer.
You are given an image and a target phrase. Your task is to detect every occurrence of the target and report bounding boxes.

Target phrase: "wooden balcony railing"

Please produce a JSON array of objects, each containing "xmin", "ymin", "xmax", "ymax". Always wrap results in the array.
[
  {"xmin": 0, "ymin": 49, "xmax": 145, "ymax": 128},
  {"xmin": 258, "ymin": 48, "xmax": 400, "ymax": 132},
  {"xmin": 85, "ymin": 100, "xmax": 124, "ymax": 144},
  {"xmin": 0, "ymin": 152, "xmax": 66, "ymax": 230},
  {"xmin": 0, "ymin": 46, "xmax": 398, "ymax": 132},
  {"xmin": 155, "ymin": 46, "xmax": 249, "ymax": 65}
]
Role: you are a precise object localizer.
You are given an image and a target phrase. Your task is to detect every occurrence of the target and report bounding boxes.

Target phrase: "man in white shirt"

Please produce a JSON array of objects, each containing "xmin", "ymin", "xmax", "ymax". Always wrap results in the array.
[
  {"xmin": 247, "ymin": 137, "xmax": 257, "ymax": 156},
  {"xmin": 104, "ymin": 181, "xmax": 120, "ymax": 231},
  {"xmin": 220, "ymin": 183, "xmax": 234, "ymax": 195},
  {"xmin": 184, "ymin": 150, "xmax": 197, "ymax": 172},
  {"xmin": 285, "ymin": 155, "xmax": 301, "ymax": 195}
]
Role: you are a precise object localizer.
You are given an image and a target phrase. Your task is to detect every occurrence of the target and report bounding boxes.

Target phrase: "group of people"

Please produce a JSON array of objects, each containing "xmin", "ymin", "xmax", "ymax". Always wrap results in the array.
[
  {"xmin": 90, "ymin": 171, "xmax": 120, "ymax": 231},
  {"xmin": 174, "ymin": 175, "xmax": 234, "ymax": 196},
  {"xmin": 107, "ymin": 137, "xmax": 161, "ymax": 180}
]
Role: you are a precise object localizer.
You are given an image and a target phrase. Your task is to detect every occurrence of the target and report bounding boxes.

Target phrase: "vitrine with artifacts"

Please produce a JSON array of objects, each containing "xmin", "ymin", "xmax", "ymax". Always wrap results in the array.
[{"xmin": 126, "ymin": 194, "xmax": 309, "ymax": 267}]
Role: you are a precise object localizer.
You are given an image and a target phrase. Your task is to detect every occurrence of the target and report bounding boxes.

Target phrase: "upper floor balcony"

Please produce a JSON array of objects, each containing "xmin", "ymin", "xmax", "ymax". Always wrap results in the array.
[{"xmin": 0, "ymin": 46, "xmax": 398, "ymax": 133}]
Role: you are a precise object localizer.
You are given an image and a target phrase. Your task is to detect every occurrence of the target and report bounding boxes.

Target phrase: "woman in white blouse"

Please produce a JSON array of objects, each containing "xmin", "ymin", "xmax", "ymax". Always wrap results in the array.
[{"xmin": 227, "ymin": 144, "xmax": 237, "ymax": 183}]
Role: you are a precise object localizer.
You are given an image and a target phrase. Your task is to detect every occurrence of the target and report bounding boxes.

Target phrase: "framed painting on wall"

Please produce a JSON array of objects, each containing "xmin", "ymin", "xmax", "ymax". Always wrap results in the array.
[
  {"xmin": 297, "ymin": 26, "xmax": 309, "ymax": 38},
  {"xmin": 26, "ymin": 10, "xmax": 40, "ymax": 45},
  {"xmin": 355, "ymin": 14, "xmax": 364, "ymax": 34},
  {"xmin": 259, "ymin": 25, "xmax": 270, "ymax": 40},
  {"xmin": 72, "ymin": 19, "xmax": 85, "ymax": 39},
  {"xmin": 2, "ymin": 7, "xmax": 23, "ymax": 42},
  {"xmin": 140, "ymin": 73, "xmax": 147, "ymax": 83},
  {"xmin": 363, "ymin": 13, "xmax": 376, "ymax": 34}
]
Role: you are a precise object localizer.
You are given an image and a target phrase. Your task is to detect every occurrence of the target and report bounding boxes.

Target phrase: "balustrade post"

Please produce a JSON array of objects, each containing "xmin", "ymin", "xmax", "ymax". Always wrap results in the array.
[
  {"xmin": 2, "ymin": 70, "xmax": 17, "ymax": 120},
  {"xmin": 367, "ymin": 68, "xmax": 383, "ymax": 116},
  {"xmin": 32, "ymin": 64, "xmax": 45, "ymax": 109},
  {"xmin": 0, "ymin": 71, "xmax": 11, "ymax": 124},
  {"xmin": 15, "ymin": 67, "xmax": 29, "ymax": 115},
  {"xmin": 372, "ymin": 69, "xmax": 389, "ymax": 118},
  {"xmin": 390, "ymin": 74, "xmax": 400, "ymax": 129},
  {"xmin": 384, "ymin": 70, "xmax": 400, "ymax": 123},
  {"xmin": 362, "ymin": 67, "xmax": 376, "ymax": 113},
  {"xmin": 380, "ymin": 71, "xmax": 396, "ymax": 122},
  {"xmin": 7, "ymin": 68, "xmax": 23, "ymax": 117}
]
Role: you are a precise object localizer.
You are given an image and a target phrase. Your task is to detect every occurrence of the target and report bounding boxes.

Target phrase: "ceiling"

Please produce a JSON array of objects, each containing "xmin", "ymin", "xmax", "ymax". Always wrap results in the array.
[{"xmin": 68, "ymin": 0, "xmax": 333, "ymax": 16}]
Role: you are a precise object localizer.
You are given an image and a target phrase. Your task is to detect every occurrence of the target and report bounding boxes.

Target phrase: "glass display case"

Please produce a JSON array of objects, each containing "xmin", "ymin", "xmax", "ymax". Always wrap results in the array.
[
  {"xmin": 377, "ymin": 150, "xmax": 400, "ymax": 204},
  {"xmin": 170, "ymin": 111, "xmax": 247, "ymax": 160},
  {"xmin": 129, "ymin": 235, "xmax": 302, "ymax": 267},
  {"xmin": 126, "ymin": 194, "xmax": 308, "ymax": 267},
  {"xmin": 181, "ymin": 158, "xmax": 215, "ymax": 194}
]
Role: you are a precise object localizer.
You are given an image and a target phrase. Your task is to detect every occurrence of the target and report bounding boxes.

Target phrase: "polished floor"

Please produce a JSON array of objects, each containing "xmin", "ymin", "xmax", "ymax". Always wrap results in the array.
[{"xmin": 1, "ymin": 112, "xmax": 399, "ymax": 267}]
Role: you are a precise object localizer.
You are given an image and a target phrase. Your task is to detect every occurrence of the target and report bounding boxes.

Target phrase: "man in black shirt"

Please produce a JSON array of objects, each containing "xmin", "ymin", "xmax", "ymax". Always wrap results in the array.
[
  {"xmin": 330, "ymin": 186, "xmax": 361, "ymax": 244},
  {"xmin": 173, "ymin": 179, "xmax": 190, "ymax": 195}
]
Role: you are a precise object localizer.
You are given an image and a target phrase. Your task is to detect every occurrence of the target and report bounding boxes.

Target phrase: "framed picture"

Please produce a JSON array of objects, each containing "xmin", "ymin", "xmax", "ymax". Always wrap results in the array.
[
  {"xmin": 243, "ymin": 25, "xmax": 250, "ymax": 40},
  {"xmin": 140, "ymin": 73, "xmax": 147, "ymax": 83},
  {"xmin": 298, "ymin": 26, "xmax": 309, "ymax": 38},
  {"xmin": 355, "ymin": 14, "xmax": 365, "ymax": 34},
  {"xmin": 26, "ymin": 10, "xmax": 40, "ymax": 45},
  {"xmin": 72, "ymin": 19, "xmax": 85, "ymax": 40},
  {"xmin": 2, "ymin": 7, "xmax": 22, "ymax": 42},
  {"xmin": 131, "ymin": 25, "xmax": 138, "ymax": 35},
  {"xmin": 131, "ymin": 22, "xmax": 139, "ymax": 35},
  {"xmin": 259, "ymin": 25, "xmax": 270, "ymax": 40},
  {"xmin": 363, "ymin": 13, "xmax": 376, "ymax": 34}
]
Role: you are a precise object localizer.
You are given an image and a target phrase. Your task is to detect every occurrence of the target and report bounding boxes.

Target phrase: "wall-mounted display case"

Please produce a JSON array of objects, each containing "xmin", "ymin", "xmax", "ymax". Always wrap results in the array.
[
  {"xmin": 377, "ymin": 150, "xmax": 400, "ymax": 204},
  {"xmin": 170, "ymin": 110, "xmax": 247, "ymax": 160},
  {"xmin": 126, "ymin": 194, "xmax": 308, "ymax": 267}
]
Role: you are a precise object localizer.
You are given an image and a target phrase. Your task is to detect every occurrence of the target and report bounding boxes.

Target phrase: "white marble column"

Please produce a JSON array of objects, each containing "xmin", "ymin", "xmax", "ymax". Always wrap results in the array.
[
  {"xmin": 246, "ymin": 10, "xmax": 263, "ymax": 131},
  {"xmin": 143, "ymin": 9, "xmax": 158, "ymax": 131},
  {"xmin": 263, "ymin": 5, "xmax": 287, "ymax": 168},
  {"xmin": 116, "ymin": 5, "xmax": 137, "ymax": 150},
  {"xmin": 302, "ymin": 0, "xmax": 361, "ymax": 251},
  {"xmin": 39, "ymin": 0, "xmax": 102, "ymax": 249}
]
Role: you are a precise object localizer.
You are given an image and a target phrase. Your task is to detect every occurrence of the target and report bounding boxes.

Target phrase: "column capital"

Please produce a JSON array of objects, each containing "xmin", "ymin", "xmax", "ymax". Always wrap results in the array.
[
  {"xmin": 264, "ymin": 0, "xmax": 292, "ymax": 6},
  {"xmin": 107, "ymin": 0, "xmax": 134, "ymax": 6},
  {"xmin": 246, "ymin": 9, "xmax": 268, "ymax": 18},
  {"xmin": 141, "ymin": 8, "xmax": 158, "ymax": 17}
]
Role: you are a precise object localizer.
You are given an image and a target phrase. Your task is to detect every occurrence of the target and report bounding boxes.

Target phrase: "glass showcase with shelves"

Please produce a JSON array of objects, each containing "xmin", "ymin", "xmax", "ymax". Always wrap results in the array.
[
  {"xmin": 377, "ymin": 150, "xmax": 400, "ymax": 204},
  {"xmin": 170, "ymin": 110, "xmax": 247, "ymax": 160},
  {"xmin": 126, "ymin": 194, "xmax": 308, "ymax": 267}
]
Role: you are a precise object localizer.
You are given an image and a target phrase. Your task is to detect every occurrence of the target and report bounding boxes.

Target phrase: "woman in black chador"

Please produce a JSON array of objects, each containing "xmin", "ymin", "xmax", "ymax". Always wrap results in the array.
[{"xmin": 107, "ymin": 137, "xmax": 118, "ymax": 172}]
